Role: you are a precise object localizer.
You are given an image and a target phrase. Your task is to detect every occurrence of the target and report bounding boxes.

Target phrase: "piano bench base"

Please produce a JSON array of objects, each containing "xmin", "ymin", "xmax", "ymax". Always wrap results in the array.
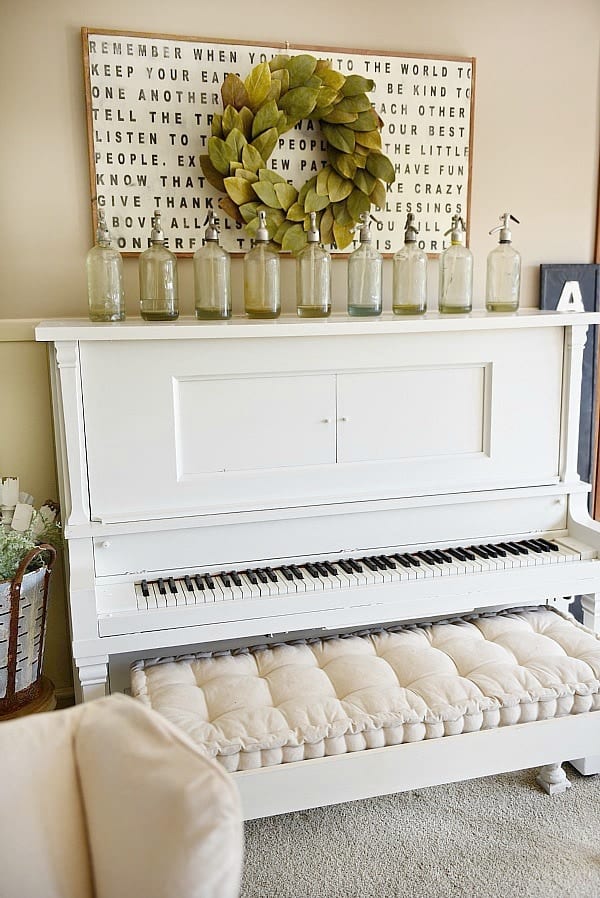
[{"xmin": 130, "ymin": 606, "xmax": 600, "ymax": 819}]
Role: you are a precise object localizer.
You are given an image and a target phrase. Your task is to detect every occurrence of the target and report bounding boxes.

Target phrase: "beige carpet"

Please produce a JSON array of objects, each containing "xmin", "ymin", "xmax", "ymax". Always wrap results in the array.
[{"xmin": 241, "ymin": 765, "xmax": 600, "ymax": 897}]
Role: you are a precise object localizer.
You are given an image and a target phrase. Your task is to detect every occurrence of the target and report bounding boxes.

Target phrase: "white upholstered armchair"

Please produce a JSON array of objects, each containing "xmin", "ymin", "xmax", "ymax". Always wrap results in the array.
[{"xmin": 0, "ymin": 693, "xmax": 243, "ymax": 898}]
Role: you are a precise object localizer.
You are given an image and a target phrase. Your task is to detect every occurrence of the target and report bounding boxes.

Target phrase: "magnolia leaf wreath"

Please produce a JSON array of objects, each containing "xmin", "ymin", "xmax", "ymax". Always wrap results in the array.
[{"xmin": 200, "ymin": 54, "xmax": 396, "ymax": 252}]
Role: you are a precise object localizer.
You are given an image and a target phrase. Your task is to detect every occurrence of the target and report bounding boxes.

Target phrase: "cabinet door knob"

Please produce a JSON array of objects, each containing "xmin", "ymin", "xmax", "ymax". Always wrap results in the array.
[
  {"xmin": 101, "ymin": 540, "xmax": 111, "ymax": 549},
  {"xmin": 339, "ymin": 416, "xmax": 349, "ymax": 422},
  {"xmin": 321, "ymin": 417, "xmax": 332, "ymax": 424}
]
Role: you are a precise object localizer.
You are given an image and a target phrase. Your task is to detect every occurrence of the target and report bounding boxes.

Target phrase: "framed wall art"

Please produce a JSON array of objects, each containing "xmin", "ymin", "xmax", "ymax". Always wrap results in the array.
[{"xmin": 82, "ymin": 29, "xmax": 476, "ymax": 256}]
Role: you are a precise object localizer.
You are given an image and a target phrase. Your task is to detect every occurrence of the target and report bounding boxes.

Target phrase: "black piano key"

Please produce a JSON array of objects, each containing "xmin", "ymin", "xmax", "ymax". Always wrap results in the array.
[
  {"xmin": 204, "ymin": 574, "xmax": 215, "ymax": 589},
  {"xmin": 140, "ymin": 579, "xmax": 150, "ymax": 598},
  {"xmin": 324, "ymin": 561, "xmax": 339, "ymax": 575},
  {"xmin": 290, "ymin": 565, "xmax": 304, "ymax": 580},
  {"xmin": 417, "ymin": 551, "xmax": 440, "ymax": 566},
  {"xmin": 338, "ymin": 560, "xmax": 354, "ymax": 574},
  {"xmin": 448, "ymin": 548, "xmax": 467, "ymax": 562},
  {"xmin": 436, "ymin": 550, "xmax": 454, "ymax": 563},
  {"xmin": 219, "ymin": 572, "xmax": 231, "ymax": 587},
  {"xmin": 369, "ymin": 556, "xmax": 387, "ymax": 571},
  {"xmin": 167, "ymin": 577, "xmax": 178, "ymax": 594},
  {"xmin": 522, "ymin": 540, "xmax": 542, "ymax": 554},
  {"xmin": 378, "ymin": 555, "xmax": 396, "ymax": 569},
  {"xmin": 255, "ymin": 569, "xmax": 269, "ymax": 584},
  {"xmin": 361, "ymin": 558, "xmax": 378, "ymax": 572},
  {"xmin": 245, "ymin": 569, "xmax": 259, "ymax": 585},
  {"xmin": 482, "ymin": 545, "xmax": 500, "ymax": 559},
  {"xmin": 184, "ymin": 575, "xmax": 194, "ymax": 592},
  {"xmin": 431, "ymin": 550, "xmax": 450, "ymax": 564},
  {"xmin": 469, "ymin": 546, "xmax": 490, "ymax": 560},
  {"xmin": 391, "ymin": 553, "xmax": 411, "ymax": 568},
  {"xmin": 194, "ymin": 574, "xmax": 205, "ymax": 591},
  {"xmin": 315, "ymin": 562, "xmax": 330, "ymax": 577},
  {"xmin": 264, "ymin": 567, "xmax": 278, "ymax": 583},
  {"xmin": 529, "ymin": 539, "xmax": 551, "ymax": 553},
  {"xmin": 537, "ymin": 538, "xmax": 560, "ymax": 552},
  {"xmin": 507, "ymin": 542, "xmax": 529, "ymax": 555},
  {"xmin": 230, "ymin": 571, "xmax": 242, "ymax": 586},
  {"xmin": 156, "ymin": 577, "xmax": 166, "ymax": 595},
  {"xmin": 280, "ymin": 566, "xmax": 294, "ymax": 581},
  {"xmin": 347, "ymin": 559, "xmax": 364, "ymax": 573},
  {"xmin": 486, "ymin": 544, "xmax": 507, "ymax": 558},
  {"xmin": 498, "ymin": 542, "xmax": 520, "ymax": 556},
  {"xmin": 460, "ymin": 548, "xmax": 476, "ymax": 560},
  {"xmin": 305, "ymin": 563, "xmax": 320, "ymax": 577}
]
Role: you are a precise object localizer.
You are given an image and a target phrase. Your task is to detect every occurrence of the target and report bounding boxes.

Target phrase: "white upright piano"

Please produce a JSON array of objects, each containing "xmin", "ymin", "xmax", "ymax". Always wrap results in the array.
[{"xmin": 36, "ymin": 311, "xmax": 600, "ymax": 707}]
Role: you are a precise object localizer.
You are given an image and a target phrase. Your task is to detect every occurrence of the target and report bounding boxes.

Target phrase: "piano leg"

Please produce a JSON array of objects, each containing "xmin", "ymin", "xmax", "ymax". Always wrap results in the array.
[
  {"xmin": 567, "ymin": 592, "xmax": 600, "ymax": 775},
  {"xmin": 75, "ymin": 655, "xmax": 109, "ymax": 703},
  {"xmin": 535, "ymin": 762, "xmax": 572, "ymax": 795}
]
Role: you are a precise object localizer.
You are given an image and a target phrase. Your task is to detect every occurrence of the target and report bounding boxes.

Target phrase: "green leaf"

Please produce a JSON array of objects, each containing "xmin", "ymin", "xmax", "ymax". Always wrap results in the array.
[
  {"xmin": 287, "ymin": 202, "xmax": 307, "ymax": 222},
  {"xmin": 298, "ymin": 176, "xmax": 316, "ymax": 205},
  {"xmin": 346, "ymin": 108, "xmax": 380, "ymax": 132},
  {"xmin": 370, "ymin": 179, "xmax": 387, "ymax": 209},
  {"xmin": 218, "ymin": 195, "xmax": 245, "ymax": 224},
  {"xmin": 242, "ymin": 143, "xmax": 265, "ymax": 173},
  {"xmin": 259, "ymin": 169, "xmax": 286, "ymax": 184},
  {"xmin": 314, "ymin": 86, "xmax": 339, "ymax": 111},
  {"xmin": 336, "ymin": 94, "xmax": 372, "ymax": 113},
  {"xmin": 274, "ymin": 219, "xmax": 294, "ymax": 244},
  {"xmin": 275, "ymin": 111, "xmax": 288, "ymax": 134},
  {"xmin": 328, "ymin": 170, "xmax": 353, "ymax": 202},
  {"xmin": 321, "ymin": 107, "xmax": 358, "ymax": 124},
  {"xmin": 354, "ymin": 169, "xmax": 376, "ymax": 195},
  {"xmin": 278, "ymin": 86, "xmax": 319, "ymax": 121},
  {"xmin": 333, "ymin": 222, "xmax": 354, "ymax": 250},
  {"xmin": 253, "ymin": 179, "xmax": 282, "ymax": 208},
  {"xmin": 285, "ymin": 54, "xmax": 317, "ymax": 89},
  {"xmin": 210, "ymin": 114, "xmax": 223, "ymax": 138},
  {"xmin": 221, "ymin": 73, "xmax": 249, "ymax": 110},
  {"xmin": 235, "ymin": 168, "xmax": 258, "ymax": 183},
  {"xmin": 347, "ymin": 187, "xmax": 371, "ymax": 220},
  {"xmin": 274, "ymin": 182, "xmax": 298, "ymax": 210},
  {"xmin": 266, "ymin": 79, "xmax": 281, "ymax": 104},
  {"xmin": 251, "ymin": 127, "xmax": 279, "ymax": 162},
  {"xmin": 319, "ymin": 206, "xmax": 334, "ymax": 245},
  {"xmin": 245, "ymin": 61, "xmax": 272, "ymax": 110},
  {"xmin": 262, "ymin": 207, "xmax": 285, "ymax": 234},
  {"xmin": 319, "ymin": 68, "xmax": 345, "ymax": 91},
  {"xmin": 322, "ymin": 123, "xmax": 355, "ymax": 154},
  {"xmin": 238, "ymin": 107, "xmax": 254, "ymax": 140},
  {"xmin": 224, "ymin": 176, "xmax": 257, "ymax": 206},
  {"xmin": 200, "ymin": 155, "xmax": 225, "ymax": 192},
  {"xmin": 222, "ymin": 105, "xmax": 242, "ymax": 136},
  {"xmin": 328, "ymin": 148, "xmax": 357, "ymax": 180},
  {"xmin": 316, "ymin": 165, "xmax": 331, "ymax": 197},
  {"xmin": 355, "ymin": 129, "xmax": 382, "ymax": 150},
  {"xmin": 225, "ymin": 127, "xmax": 247, "ymax": 160},
  {"xmin": 239, "ymin": 201, "xmax": 260, "ymax": 223},
  {"xmin": 282, "ymin": 223, "xmax": 307, "ymax": 253},
  {"xmin": 341, "ymin": 74, "xmax": 375, "ymax": 96},
  {"xmin": 315, "ymin": 58, "xmax": 332, "ymax": 75},
  {"xmin": 304, "ymin": 187, "xmax": 330, "ymax": 213},
  {"xmin": 272, "ymin": 68, "xmax": 290, "ymax": 96},
  {"xmin": 366, "ymin": 152, "xmax": 396, "ymax": 183},
  {"xmin": 207, "ymin": 136, "xmax": 236, "ymax": 175},
  {"xmin": 269, "ymin": 54, "xmax": 289, "ymax": 72},
  {"xmin": 252, "ymin": 99, "xmax": 279, "ymax": 138},
  {"xmin": 332, "ymin": 200, "xmax": 353, "ymax": 226}
]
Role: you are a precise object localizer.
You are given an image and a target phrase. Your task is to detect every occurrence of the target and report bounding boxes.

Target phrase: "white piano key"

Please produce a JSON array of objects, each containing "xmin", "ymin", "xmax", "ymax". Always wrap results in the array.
[
  {"xmin": 238, "ymin": 573, "xmax": 263, "ymax": 599},
  {"xmin": 134, "ymin": 583, "xmax": 148, "ymax": 610},
  {"xmin": 151, "ymin": 583, "xmax": 167, "ymax": 609}
]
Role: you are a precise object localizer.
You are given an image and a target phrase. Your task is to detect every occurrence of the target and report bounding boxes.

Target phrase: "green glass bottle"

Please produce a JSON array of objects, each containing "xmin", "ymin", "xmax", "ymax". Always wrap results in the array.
[
  {"xmin": 296, "ymin": 212, "xmax": 331, "ymax": 318},
  {"xmin": 438, "ymin": 215, "xmax": 473, "ymax": 314},
  {"xmin": 194, "ymin": 212, "xmax": 231, "ymax": 319},
  {"xmin": 392, "ymin": 214, "xmax": 427, "ymax": 315},
  {"xmin": 244, "ymin": 211, "xmax": 280, "ymax": 319},
  {"xmin": 86, "ymin": 209, "xmax": 125, "ymax": 322}
]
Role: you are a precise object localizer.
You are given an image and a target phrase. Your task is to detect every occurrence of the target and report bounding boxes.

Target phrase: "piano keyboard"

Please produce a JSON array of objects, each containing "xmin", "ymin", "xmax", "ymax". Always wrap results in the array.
[{"xmin": 134, "ymin": 536, "xmax": 596, "ymax": 611}]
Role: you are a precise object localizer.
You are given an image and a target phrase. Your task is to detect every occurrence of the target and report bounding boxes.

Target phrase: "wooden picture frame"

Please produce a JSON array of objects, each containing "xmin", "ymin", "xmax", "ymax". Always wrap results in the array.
[{"xmin": 82, "ymin": 28, "xmax": 475, "ymax": 257}]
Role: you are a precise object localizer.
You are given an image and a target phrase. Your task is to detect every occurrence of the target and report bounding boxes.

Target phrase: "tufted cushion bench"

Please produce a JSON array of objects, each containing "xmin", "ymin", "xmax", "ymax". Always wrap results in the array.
[{"xmin": 131, "ymin": 607, "xmax": 600, "ymax": 779}]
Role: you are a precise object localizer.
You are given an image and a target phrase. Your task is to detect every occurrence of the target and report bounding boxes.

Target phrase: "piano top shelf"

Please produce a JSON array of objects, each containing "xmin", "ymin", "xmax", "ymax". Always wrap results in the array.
[{"xmin": 35, "ymin": 309, "xmax": 600, "ymax": 343}]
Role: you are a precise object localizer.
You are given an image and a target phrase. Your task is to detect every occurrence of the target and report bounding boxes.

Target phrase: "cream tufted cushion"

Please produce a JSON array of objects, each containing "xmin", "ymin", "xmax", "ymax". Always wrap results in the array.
[{"xmin": 131, "ymin": 607, "xmax": 600, "ymax": 772}]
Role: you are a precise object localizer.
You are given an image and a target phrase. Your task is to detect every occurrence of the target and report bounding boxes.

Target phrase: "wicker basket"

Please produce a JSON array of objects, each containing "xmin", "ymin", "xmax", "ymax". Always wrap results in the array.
[{"xmin": 0, "ymin": 544, "xmax": 56, "ymax": 715}]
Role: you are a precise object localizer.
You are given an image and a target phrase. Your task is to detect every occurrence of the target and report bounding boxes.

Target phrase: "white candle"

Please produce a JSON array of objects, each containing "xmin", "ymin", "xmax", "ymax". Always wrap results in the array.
[{"xmin": 1, "ymin": 477, "xmax": 19, "ymax": 507}]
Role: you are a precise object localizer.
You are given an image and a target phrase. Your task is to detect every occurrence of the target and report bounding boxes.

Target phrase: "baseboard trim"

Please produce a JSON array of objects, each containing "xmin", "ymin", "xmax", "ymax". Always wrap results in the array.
[{"xmin": 55, "ymin": 686, "xmax": 76, "ymax": 709}]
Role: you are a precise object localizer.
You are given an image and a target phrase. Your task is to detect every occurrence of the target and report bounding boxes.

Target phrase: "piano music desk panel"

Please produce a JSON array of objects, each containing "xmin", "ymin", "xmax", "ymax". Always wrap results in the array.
[{"xmin": 35, "ymin": 312, "xmax": 600, "ymax": 811}]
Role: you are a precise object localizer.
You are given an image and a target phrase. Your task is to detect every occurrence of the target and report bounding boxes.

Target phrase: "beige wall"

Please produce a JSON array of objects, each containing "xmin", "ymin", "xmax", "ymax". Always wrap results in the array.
[{"xmin": 1, "ymin": 0, "xmax": 599, "ymax": 693}]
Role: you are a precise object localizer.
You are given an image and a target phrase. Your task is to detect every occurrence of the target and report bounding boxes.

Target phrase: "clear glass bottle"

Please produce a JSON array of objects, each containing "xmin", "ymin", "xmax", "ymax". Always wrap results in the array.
[
  {"xmin": 347, "ymin": 213, "xmax": 382, "ymax": 316},
  {"xmin": 86, "ymin": 209, "xmax": 125, "ymax": 322},
  {"xmin": 296, "ymin": 212, "xmax": 331, "ymax": 318},
  {"xmin": 392, "ymin": 213, "xmax": 427, "ymax": 315},
  {"xmin": 438, "ymin": 215, "xmax": 473, "ymax": 314},
  {"xmin": 139, "ymin": 210, "xmax": 179, "ymax": 321},
  {"xmin": 194, "ymin": 211, "xmax": 231, "ymax": 319},
  {"xmin": 244, "ymin": 210, "xmax": 280, "ymax": 319},
  {"xmin": 486, "ymin": 212, "xmax": 521, "ymax": 312}
]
